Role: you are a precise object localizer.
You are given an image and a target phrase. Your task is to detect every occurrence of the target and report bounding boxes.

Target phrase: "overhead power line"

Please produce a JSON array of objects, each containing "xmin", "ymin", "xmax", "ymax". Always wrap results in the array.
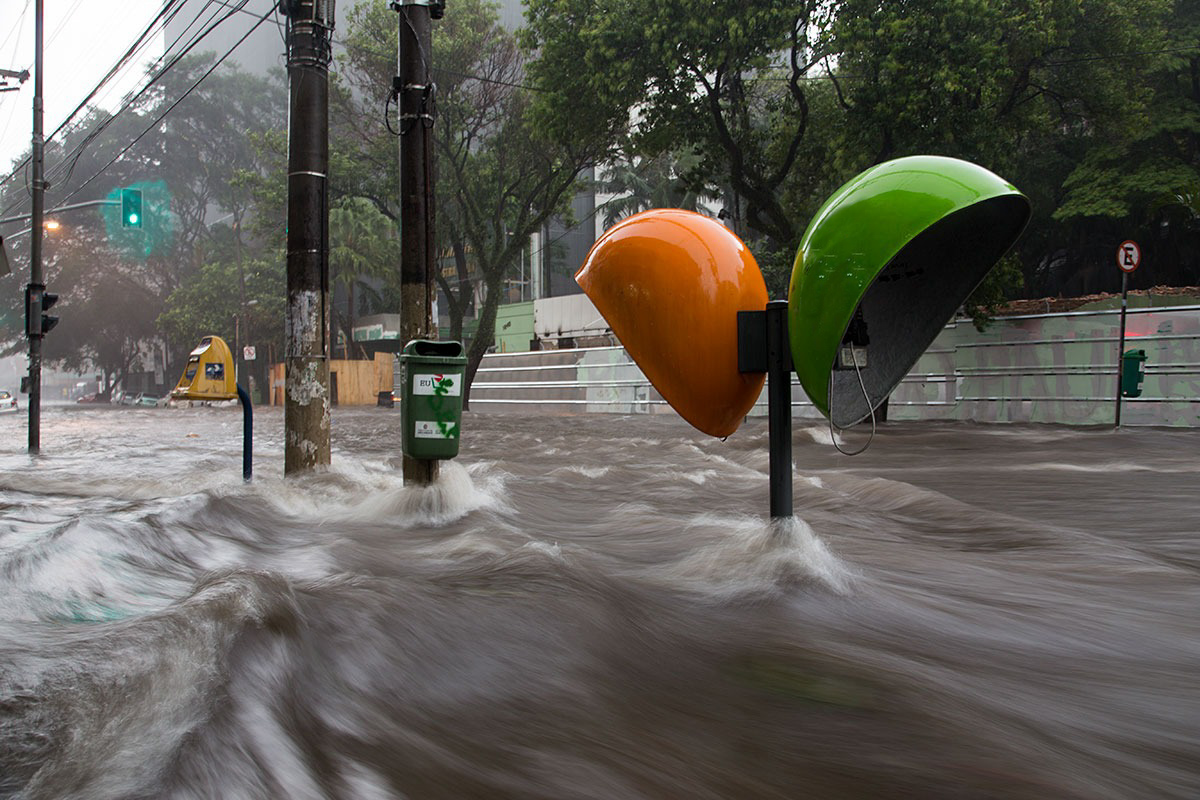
[
  {"xmin": 0, "ymin": 0, "xmax": 188, "ymax": 197},
  {"xmin": 1, "ymin": 0, "xmax": 265, "ymax": 220},
  {"xmin": 54, "ymin": 2, "xmax": 278, "ymax": 209}
]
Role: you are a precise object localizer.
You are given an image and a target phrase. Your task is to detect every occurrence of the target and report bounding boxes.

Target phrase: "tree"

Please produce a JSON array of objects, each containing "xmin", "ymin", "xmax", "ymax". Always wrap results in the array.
[
  {"xmin": 38, "ymin": 232, "xmax": 162, "ymax": 398},
  {"xmin": 1051, "ymin": 0, "xmax": 1200, "ymax": 290},
  {"xmin": 524, "ymin": 0, "xmax": 837, "ymax": 257},
  {"xmin": 329, "ymin": 197, "xmax": 399, "ymax": 357},
  {"xmin": 830, "ymin": 0, "xmax": 1172, "ymax": 300},
  {"xmin": 337, "ymin": 0, "xmax": 598, "ymax": 403},
  {"xmin": 0, "ymin": 55, "xmax": 287, "ymax": 381},
  {"xmin": 157, "ymin": 256, "xmax": 285, "ymax": 372},
  {"xmin": 598, "ymin": 148, "xmax": 719, "ymax": 227}
]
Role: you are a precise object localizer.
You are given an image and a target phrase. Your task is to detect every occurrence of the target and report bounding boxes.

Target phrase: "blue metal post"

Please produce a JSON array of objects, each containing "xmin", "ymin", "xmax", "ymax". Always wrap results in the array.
[{"xmin": 237, "ymin": 383, "xmax": 253, "ymax": 481}]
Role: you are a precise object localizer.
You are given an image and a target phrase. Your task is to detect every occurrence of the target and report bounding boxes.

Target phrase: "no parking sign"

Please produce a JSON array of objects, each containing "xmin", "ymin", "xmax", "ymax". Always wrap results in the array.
[{"xmin": 1117, "ymin": 240, "xmax": 1141, "ymax": 273}]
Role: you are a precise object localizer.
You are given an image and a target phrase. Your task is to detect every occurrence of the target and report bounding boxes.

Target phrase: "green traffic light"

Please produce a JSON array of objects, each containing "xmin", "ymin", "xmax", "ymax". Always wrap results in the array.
[{"xmin": 121, "ymin": 188, "xmax": 143, "ymax": 229}]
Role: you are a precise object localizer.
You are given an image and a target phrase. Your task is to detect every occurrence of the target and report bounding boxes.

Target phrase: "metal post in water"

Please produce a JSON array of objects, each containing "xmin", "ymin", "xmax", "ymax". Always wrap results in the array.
[
  {"xmin": 393, "ymin": 0, "xmax": 440, "ymax": 486},
  {"xmin": 26, "ymin": 0, "xmax": 45, "ymax": 453},
  {"xmin": 1115, "ymin": 270, "xmax": 1128, "ymax": 428},
  {"xmin": 766, "ymin": 299, "xmax": 793, "ymax": 517},
  {"xmin": 237, "ymin": 383, "xmax": 253, "ymax": 482},
  {"xmin": 283, "ymin": 0, "xmax": 334, "ymax": 474}
]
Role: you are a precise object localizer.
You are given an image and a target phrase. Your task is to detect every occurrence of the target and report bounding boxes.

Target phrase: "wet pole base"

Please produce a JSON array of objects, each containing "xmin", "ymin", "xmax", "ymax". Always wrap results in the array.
[
  {"xmin": 402, "ymin": 455, "xmax": 438, "ymax": 485},
  {"xmin": 739, "ymin": 300, "xmax": 794, "ymax": 518}
]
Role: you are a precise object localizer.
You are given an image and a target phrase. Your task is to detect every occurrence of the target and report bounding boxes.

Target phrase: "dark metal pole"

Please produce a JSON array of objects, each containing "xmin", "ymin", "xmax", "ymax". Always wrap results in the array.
[
  {"xmin": 766, "ymin": 299, "xmax": 793, "ymax": 517},
  {"xmin": 1115, "ymin": 271, "xmax": 1128, "ymax": 428},
  {"xmin": 395, "ymin": 0, "xmax": 438, "ymax": 486},
  {"xmin": 26, "ymin": 0, "xmax": 44, "ymax": 453},
  {"xmin": 237, "ymin": 383, "xmax": 253, "ymax": 482},
  {"xmin": 283, "ymin": 0, "xmax": 334, "ymax": 474}
]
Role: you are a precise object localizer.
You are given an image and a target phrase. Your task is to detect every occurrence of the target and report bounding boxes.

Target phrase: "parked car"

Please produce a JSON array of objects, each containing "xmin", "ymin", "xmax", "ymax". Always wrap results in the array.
[
  {"xmin": 134, "ymin": 393, "xmax": 164, "ymax": 407},
  {"xmin": 0, "ymin": 390, "xmax": 17, "ymax": 413},
  {"xmin": 75, "ymin": 393, "xmax": 107, "ymax": 404}
]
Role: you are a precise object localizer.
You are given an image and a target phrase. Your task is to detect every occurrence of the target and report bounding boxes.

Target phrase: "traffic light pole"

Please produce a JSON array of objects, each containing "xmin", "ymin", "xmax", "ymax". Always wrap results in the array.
[
  {"xmin": 0, "ymin": 199, "xmax": 120, "ymax": 229},
  {"xmin": 26, "ymin": 0, "xmax": 45, "ymax": 453}
]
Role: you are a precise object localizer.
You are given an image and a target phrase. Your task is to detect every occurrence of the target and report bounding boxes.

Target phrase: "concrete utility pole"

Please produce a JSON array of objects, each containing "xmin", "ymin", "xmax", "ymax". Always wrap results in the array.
[
  {"xmin": 283, "ymin": 0, "xmax": 334, "ymax": 474},
  {"xmin": 393, "ymin": 0, "xmax": 442, "ymax": 485},
  {"xmin": 26, "ymin": 0, "xmax": 46, "ymax": 453}
]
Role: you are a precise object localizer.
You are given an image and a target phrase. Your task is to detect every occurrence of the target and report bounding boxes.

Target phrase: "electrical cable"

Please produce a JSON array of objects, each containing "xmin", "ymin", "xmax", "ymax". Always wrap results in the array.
[
  {"xmin": 49, "ymin": 0, "xmax": 229, "ymax": 190},
  {"xmin": 0, "ymin": 0, "xmax": 33, "ymax": 58},
  {"xmin": 48, "ymin": 0, "xmax": 230, "ymax": 190},
  {"xmin": 432, "ymin": 66, "xmax": 540, "ymax": 93},
  {"xmin": 0, "ymin": 1, "xmax": 183, "ymax": 192},
  {"xmin": 827, "ymin": 342, "xmax": 876, "ymax": 456},
  {"xmin": 1, "ymin": 0, "xmax": 259, "ymax": 219},
  {"xmin": 54, "ymin": 3, "xmax": 277, "ymax": 209},
  {"xmin": 39, "ymin": 1, "xmax": 190, "ymax": 187}
]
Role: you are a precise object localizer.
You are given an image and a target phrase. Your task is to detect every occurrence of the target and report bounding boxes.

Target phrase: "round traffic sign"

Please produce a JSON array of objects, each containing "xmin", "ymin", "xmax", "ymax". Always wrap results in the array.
[{"xmin": 1117, "ymin": 240, "xmax": 1141, "ymax": 273}]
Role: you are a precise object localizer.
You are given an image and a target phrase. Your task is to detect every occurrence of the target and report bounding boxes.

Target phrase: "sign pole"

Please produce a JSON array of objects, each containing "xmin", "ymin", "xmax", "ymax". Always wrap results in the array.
[
  {"xmin": 1115, "ymin": 270, "xmax": 1128, "ymax": 427},
  {"xmin": 1114, "ymin": 240, "xmax": 1141, "ymax": 428}
]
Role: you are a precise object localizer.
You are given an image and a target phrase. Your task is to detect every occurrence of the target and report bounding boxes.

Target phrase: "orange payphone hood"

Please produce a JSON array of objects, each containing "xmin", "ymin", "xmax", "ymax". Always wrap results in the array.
[{"xmin": 576, "ymin": 209, "xmax": 767, "ymax": 438}]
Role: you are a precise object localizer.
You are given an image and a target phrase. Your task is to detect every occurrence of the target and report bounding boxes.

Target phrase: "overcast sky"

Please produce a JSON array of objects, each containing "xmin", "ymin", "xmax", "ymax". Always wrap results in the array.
[{"xmin": 0, "ymin": 0, "xmax": 165, "ymax": 175}]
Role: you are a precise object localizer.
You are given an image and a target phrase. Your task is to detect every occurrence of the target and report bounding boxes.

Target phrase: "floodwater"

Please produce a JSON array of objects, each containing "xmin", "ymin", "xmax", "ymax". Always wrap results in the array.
[{"xmin": 0, "ymin": 405, "xmax": 1197, "ymax": 799}]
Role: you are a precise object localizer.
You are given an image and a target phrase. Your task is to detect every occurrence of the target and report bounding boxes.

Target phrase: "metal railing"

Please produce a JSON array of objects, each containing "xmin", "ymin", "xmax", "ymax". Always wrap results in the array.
[{"xmin": 470, "ymin": 307, "xmax": 1200, "ymax": 420}]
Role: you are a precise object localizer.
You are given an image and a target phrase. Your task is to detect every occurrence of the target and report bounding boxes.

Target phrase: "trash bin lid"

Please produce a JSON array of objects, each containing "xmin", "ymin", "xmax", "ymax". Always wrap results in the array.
[{"xmin": 401, "ymin": 339, "xmax": 465, "ymax": 362}]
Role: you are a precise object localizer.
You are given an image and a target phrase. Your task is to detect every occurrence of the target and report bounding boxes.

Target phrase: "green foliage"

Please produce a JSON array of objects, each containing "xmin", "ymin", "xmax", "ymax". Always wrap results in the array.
[
  {"xmin": 525, "ymin": 0, "xmax": 833, "ymax": 247},
  {"xmin": 598, "ymin": 149, "xmax": 719, "ymax": 226},
  {"xmin": 962, "ymin": 254, "xmax": 1026, "ymax": 331},
  {"xmin": 37, "ymin": 232, "xmax": 162, "ymax": 390},
  {"xmin": 337, "ymin": 0, "xmax": 596, "ymax": 399},
  {"xmin": 157, "ymin": 256, "xmax": 284, "ymax": 359},
  {"xmin": 0, "ymin": 55, "xmax": 286, "ymax": 380},
  {"xmin": 832, "ymin": 0, "xmax": 1167, "ymax": 167}
]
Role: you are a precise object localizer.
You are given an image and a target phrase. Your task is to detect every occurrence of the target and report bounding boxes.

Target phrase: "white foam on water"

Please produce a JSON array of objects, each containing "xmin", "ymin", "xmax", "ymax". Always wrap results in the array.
[
  {"xmin": 798, "ymin": 425, "xmax": 839, "ymax": 446},
  {"xmin": 680, "ymin": 444, "xmax": 763, "ymax": 477},
  {"xmin": 556, "ymin": 465, "xmax": 612, "ymax": 479},
  {"xmin": 346, "ymin": 460, "xmax": 505, "ymax": 526},
  {"xmin": 337, "ymin": 760, "xmax": 401, "ymax": 800},
  {"xmin": 651, "ymin": 513, "xmax": 854, "ymax": 598},
  {"xmin": 1008, "ymin": 461, "xmax": 1186, "ymax": 474},
  {"xmin": 682, "ymin": 468, "xmax": 721, "ymax": 485},
  {"xmin": 248, "ymin": 459, "xmax": 506, "ymax": 529}
]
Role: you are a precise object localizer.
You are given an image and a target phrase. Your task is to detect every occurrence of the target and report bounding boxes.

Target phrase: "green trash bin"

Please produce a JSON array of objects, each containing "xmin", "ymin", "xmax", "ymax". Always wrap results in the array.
[
  {"xmin": 399, "ymin": 340, "xmax": 467, "ymax": 459},
  {"xmin": 1121, "ymin": 348, "xmax": 1147, "ymax": 398}
]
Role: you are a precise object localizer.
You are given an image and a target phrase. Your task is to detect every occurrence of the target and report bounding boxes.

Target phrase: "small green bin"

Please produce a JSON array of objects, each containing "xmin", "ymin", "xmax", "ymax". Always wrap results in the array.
[
  {"xmin": 399, "ymin": 339, "xmax": 466, "ymax": 459},
  {"xmin": 1121, "ymin": 348, "xmax": 1147, "ymax": 398}
]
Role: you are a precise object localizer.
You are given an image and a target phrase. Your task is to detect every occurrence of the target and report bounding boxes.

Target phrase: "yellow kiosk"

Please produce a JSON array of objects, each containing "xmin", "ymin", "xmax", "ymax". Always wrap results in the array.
[
  {"xmin": 171, "ymin": 335, "xmax": 252, "ymax": 481},
  {"xmin": 171, "ymin": 335, "xmax": 237, "ymax": 401}
]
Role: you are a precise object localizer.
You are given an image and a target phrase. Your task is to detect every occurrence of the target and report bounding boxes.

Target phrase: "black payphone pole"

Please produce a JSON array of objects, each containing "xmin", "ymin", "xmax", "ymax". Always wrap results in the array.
[{"xmin": 738, "ymin": 300, "xmax": 794, "ymax": 518}]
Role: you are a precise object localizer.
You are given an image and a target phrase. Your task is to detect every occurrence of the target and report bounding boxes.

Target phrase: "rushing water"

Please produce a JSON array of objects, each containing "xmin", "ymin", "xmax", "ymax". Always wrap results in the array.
[{"xmin": 0, "ymin": 404, "xmax": 1196, "ymax": 799}]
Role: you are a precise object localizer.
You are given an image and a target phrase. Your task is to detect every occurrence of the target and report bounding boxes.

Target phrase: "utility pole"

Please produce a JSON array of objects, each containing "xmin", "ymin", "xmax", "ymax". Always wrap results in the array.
[
  {"xmin": 26, "ymin": 0, "xmax": 45, "ymax": 453},
  {"xmin": 283, "ymin": 0, "xmax": 334, "ymax": 474},
  {"xmin": 392, "ymin": 0, "xmax": 443, "ymax": 485}
]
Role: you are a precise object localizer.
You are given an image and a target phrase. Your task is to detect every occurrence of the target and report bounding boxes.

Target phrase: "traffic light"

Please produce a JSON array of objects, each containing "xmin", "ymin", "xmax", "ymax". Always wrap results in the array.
[
  {"xmin": 25, "ymin": 285, "xmax": 59, "ymax": 336},
  {"xmin": 41, "ymin": 291, "xmax": 59, "ymax": 334},
  {"xmin": 121, "ymin": 187, "xmax": 143, "ymax": 229}
]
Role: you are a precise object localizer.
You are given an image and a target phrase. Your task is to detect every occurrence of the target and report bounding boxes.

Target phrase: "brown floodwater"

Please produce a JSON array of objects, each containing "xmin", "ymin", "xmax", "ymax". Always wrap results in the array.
[{"xmin": 0, "ymin": 405, "xmax": 1196, "ymax": 799}]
